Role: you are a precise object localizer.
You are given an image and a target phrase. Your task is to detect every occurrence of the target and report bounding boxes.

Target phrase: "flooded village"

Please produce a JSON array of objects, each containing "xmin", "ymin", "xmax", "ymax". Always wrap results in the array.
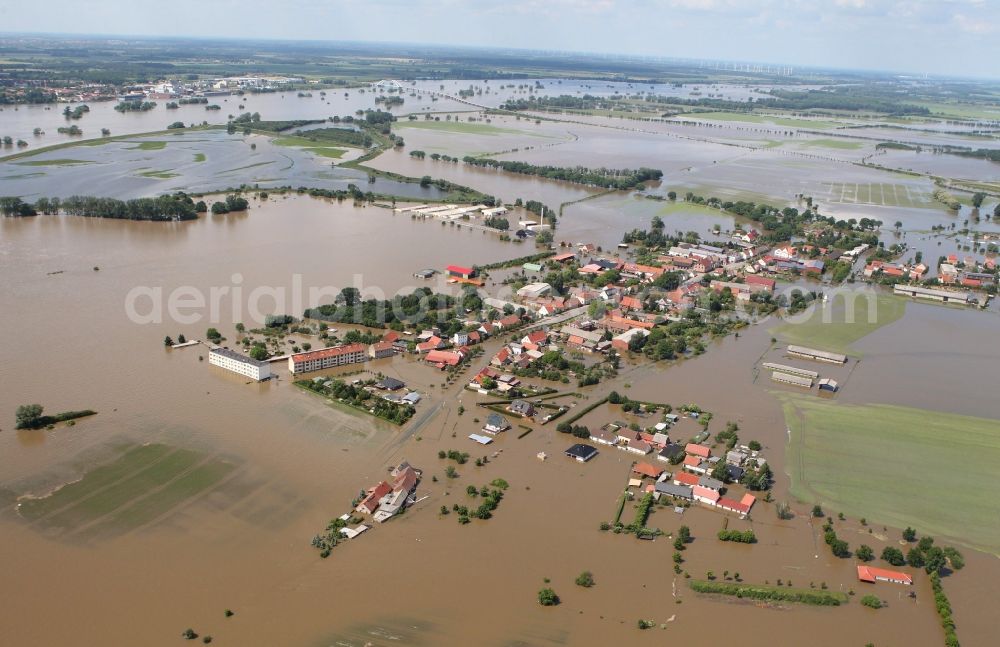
[{"xmin": 2, "ymin": 34, "xmax": 1000, "ymax": 647}]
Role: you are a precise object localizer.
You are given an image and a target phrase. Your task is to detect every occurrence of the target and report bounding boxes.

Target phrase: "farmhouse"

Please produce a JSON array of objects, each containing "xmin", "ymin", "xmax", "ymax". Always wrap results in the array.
[
  {"xmin": 787, "ymin": 345, "xmax": 847, "ymax": 364},
  {"xmin": 857, "ymin": 565, "xmax": 913, "ymax": 586}
]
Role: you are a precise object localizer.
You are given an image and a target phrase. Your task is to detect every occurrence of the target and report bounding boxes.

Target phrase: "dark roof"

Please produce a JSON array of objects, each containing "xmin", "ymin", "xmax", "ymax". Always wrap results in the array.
[
  {"xmin": 564, "ymin": 444, "xmax": 598, "ymax": 461},
  {"xmin": 376, "ymin": 377, "xmax": 405, "ymax": 390},
  {"xmin": 659, "ymin": 443, "xmax": 684, "ymax": 458},
  {"xmin": 726, "ymin": 465, "xmax": 745, "ymax": 481}
]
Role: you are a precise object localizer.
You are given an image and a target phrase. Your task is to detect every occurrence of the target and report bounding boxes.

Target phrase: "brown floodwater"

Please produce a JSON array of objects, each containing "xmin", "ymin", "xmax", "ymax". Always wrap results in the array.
[{"xmin": 1, "ymin": 195, "xmax": 997, "ymax": 646}]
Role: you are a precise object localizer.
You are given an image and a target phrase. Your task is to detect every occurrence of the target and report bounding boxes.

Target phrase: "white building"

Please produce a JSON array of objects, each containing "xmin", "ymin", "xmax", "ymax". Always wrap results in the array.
[{"xmin": 209, "ymin": 347, "xmax": 271, "ymax": 381}]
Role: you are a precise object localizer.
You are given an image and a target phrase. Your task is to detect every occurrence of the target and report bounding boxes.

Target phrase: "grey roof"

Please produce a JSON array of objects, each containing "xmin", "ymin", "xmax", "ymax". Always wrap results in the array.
[
  {"xmin": 510, "ymin": 399, "xmax": 534, "ymax": 415},
  {"xmin": 565, "ymin": 444, "xmax": 598, "ymax": 460},
  {"xmin": 485, "ymin": 413, "xmax": 510, "ymax": 430},
  {"xmin": 726, "ymin": 465, "xmax": 745, "ymax": 481},
  {"xmin": 698, "ymin": 476, "xmax": 724, "ymax": 490},
  {"xmin": 210, "ymin": 346, "xmax": 267, "ymax": 367},
  {"xmin": 655, "ymin": 482, "xmax": 693, "ymax": 499}
]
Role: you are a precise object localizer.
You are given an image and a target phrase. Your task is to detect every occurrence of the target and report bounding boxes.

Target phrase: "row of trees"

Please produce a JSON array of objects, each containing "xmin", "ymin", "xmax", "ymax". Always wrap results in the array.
[
  {"xmin": 3, "ymin": 194, "xmax": 201, "ymax": 221},
  {"xmin": 461, "ymin": 156, "xmax": 662, "ymax": 190}
]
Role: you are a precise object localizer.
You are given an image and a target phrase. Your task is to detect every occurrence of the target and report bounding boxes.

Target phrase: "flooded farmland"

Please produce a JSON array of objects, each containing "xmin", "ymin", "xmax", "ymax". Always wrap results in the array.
[{"xmin": 3, "ymin": 61, "xmax": 1000, "ymax": 647}]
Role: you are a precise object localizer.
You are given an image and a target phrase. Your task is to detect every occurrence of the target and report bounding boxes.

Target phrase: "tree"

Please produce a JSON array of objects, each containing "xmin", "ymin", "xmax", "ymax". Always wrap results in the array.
[
  {"xmin": 972, "ymin": 192, "xmax": 985, "ymax": 208},
  {"xmin": 902, "ymin": 527, "xmax": 917, "ymax": 542},
  {"xmin": 906, "ymin": 547, "xmax": 925, "ymax": 568},
  {"xmin": 15, "ymin": 404, "xmax": 44, "ymax": 429},
  {"xmin": 856, "ymin": 545, "xmax": 874, "ymax": 562},
  {"xmin": 206, "ymin": 328, "xmax": 222, "ymax": 342},
  {"xmin": 248, "ymin": 345, "xmax": 268, "ymax": 361},
  {"xmin": 164, "ymin": 336, "xmax": 174, "ymax": 347},
  {"xmin": 747, "ymin": 440, "xmax": 761, "ymax": 451},
  {"xmin": 881, "ymin": 546, "xmax": 905, "ymax": 566},
  {"xmin": 575, "ymin": 571, "xmax": 594, "ymax": 587},
  {"xmin": 995, "ymin": 203, "xmax": 1000, "ymax": 219},
  {"xmin": 538, "ymin": 588, "xmax": 559, "ymax": 606},
  {"xmin": 812, "ymin": 504, "xmax": 825, "ymax": 518},
  {"xmin": 177, "ymin": 334, "xmax": 187, "ymax": 344}
]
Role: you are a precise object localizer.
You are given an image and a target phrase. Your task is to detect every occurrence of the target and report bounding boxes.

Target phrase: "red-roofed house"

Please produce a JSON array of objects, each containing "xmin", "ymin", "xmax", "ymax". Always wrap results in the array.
[
  {"xmin": 685, "ymin": 443, "xmax": 710, "ymax": 459},
  {"xmin": 496, "ymin": 314, "xmax": 521, "ymax": 329},
  {"xmin": 447, "ymin": 265, "xmax": 476, "ymax": 279},
  {"xmin": 382, "ymin": 331, "xmax": 400, "ymax": 343},
  {"xmin": 745, "ymin": 274, "xmax": 776, "ymax": 292},
  {"xmin": 522, "ymin": 330, "xmax": 548, "ymax": 346},
  {"xmin": 632, "ymin": 462, "xmax": 663, "ymax": 479},
  {"xmin": 620, "ymin": 295, "xmax": 643, "ymax": 311},
  {"xmin": 692, "ymin": 485, "xmax": 721, "ymax": 505},
  {"xmin": 491, "ymin": 347, "xmax": 511, "ymax": 366},
  {"xmin": 717, "ymin": 497, "xmax": 751, "ymax": 515},
  {"xmin": 356, "ymin": 481, "xmax": 392, "ymax": 514},
  {"xmin": 425, "ymin": 349, "xmax": 464, "ymax": 367},
  {"xmin": 673, "ymin": 472, "xmax": 699, "ymax": 487},
  {"xmin": 857, "ymin": 565, "xmax": 912, "ymax": 585}
]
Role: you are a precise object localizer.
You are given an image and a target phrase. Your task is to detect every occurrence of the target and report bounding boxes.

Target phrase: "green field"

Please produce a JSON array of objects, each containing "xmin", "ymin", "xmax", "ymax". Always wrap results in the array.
[
  {"xmin": 782, "ymin": 395, "xmax": 1000, "ymax": 554},
  {"xmin": 678, "ymin": 111, "xmax": 843, "ymax": 130},
  {"xmin": 137, "ymin": 168, "xmax": 179, "ymax": 179},
  {"xmin": 126, "ymin": 141, "xmax": 167, "ymax": 150},
  {"xmin": 771, "ymin": 292, "xmax": 906, "ymax": 356},
  {"xmin": 15, "ymin": 158, "xmax": 93, "ymax": 166},
  {"xmin": 800, "ymin": 138, "xmax": 865, "ymax": 150},
  {"xmin": 821, "ymin": 181, "xmax": 934, "ymax": 209},
  {"xmin": 394, "ymin": 120, "xmax": 540, "ymax": 136},
  {"xmin": 18, "ymin": 443, "xmax": 235, "ymax": 539},
  {"xmin": 272, "ymin": 135, "xmax": 349, "ymax": 159},
  {"xmin": 193, "ymin": 152, "xmax": 206, "ymax": 162}
]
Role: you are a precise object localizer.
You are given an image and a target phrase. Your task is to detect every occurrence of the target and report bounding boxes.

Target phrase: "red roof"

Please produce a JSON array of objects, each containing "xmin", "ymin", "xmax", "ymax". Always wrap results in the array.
[
  {"xmin": 717, "ymin": 497, "xmax": 750, "ymax": 514},
  {"xmin": 425, "ymin": 350, "xmax": 463, "ymax": 366},
  {"xmin": 552, "ymin": 253, "xmax": 576, "ymax": 262},
  {"xmin": 620, "ymin": 296, "xmax": 643, "ymax": 310},
  {"xmin": 685, "ymin": 443, "xmax": 710, "ymax": 458},
  {"xmin": 392, "ymin": 467, "xmax": 419, "ymax": 494},
  {"xmin": 357, "ymin": 481, "xmax": 392, "ymax": 513},
  {"xmin": 857, "ymin": 565, "xmax": 912, "ymax": 585},
  {"xmin": 382, "ymin": 331, "xmax": 400, "ymax": 343},
  {"xmin": 692, "ymin": 485, "xmax": 720, "ymax": 503},
  {"xmin": 673, "ymin": 472, "xmax": 699, "ymax": 486},
  {"xmin": 370, "ymin": 340, "xmax": 393, "ymax": 352},
  {"xmin": 745, "ymin": 274, "xmax": 775, "ymax": 290},
  {"xmin": 446, "ymin": 265, "xmax": 474, "ymax": 275},
  {"xmin": 497, "ymin": 314, "xmax": 521, "ymax": 328},
  {"xmin": 683, "ymin": 455, "xmax": 702, "ymax": 467},
  {"xmin": 740, "ymin": 493, "xmax": 756, "ymax": 507},
  {"xmin": 291, "ymin": 343, "xmax": 366, "ymax": 364},
  {"xmin": 524, "ymin": 330, "xmax": 547, "ymax": 344},
  {"xmin": 632, "ymin": 462, "xmax": 663, "ymax": 479}
]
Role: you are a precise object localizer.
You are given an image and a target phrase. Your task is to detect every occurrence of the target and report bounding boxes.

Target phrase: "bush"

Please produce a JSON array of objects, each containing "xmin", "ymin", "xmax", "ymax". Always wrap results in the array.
[
  {"xmin": 717, "ymin": 529, "xmax": 756, "ymax": 543},
  {"xmin": 575, "ymin": 571, "xmax": 595, "ymax": 588},
  {"xmin": 861, "ymin": 594, "xmax": 883, "ymax": 609},
  {"xmin": 538, "ymin": 588, "xmax": 559, "ymax": 606}
]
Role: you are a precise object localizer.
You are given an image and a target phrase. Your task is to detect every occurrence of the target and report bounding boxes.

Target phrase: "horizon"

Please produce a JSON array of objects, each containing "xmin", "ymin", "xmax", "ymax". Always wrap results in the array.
[{"xmin": 1, "ymin": 0, "xmax": 997, "ymax": 80}]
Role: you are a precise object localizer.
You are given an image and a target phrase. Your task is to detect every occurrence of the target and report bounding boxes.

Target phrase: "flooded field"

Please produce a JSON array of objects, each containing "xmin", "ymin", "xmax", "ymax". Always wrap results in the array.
[
  {"xmin": 0, "ymin": 129, "xmax": 449, "ymax": 199},
  {"xmin": 3, "ymin": 74, "xmax": 1000, "ymax": 646}
]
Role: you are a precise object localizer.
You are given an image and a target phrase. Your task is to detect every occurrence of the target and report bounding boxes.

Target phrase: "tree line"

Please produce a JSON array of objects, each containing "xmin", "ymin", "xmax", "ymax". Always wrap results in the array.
[{"xmin": 461, "ymin": 156, "xmax": 662, "ymax": 190}]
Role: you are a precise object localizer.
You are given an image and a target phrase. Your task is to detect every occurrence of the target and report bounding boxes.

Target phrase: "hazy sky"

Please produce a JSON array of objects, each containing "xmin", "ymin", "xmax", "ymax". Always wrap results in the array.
[{"xmin": 2, "ymin": 0, "xmax": 997, "ymax": 78}]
